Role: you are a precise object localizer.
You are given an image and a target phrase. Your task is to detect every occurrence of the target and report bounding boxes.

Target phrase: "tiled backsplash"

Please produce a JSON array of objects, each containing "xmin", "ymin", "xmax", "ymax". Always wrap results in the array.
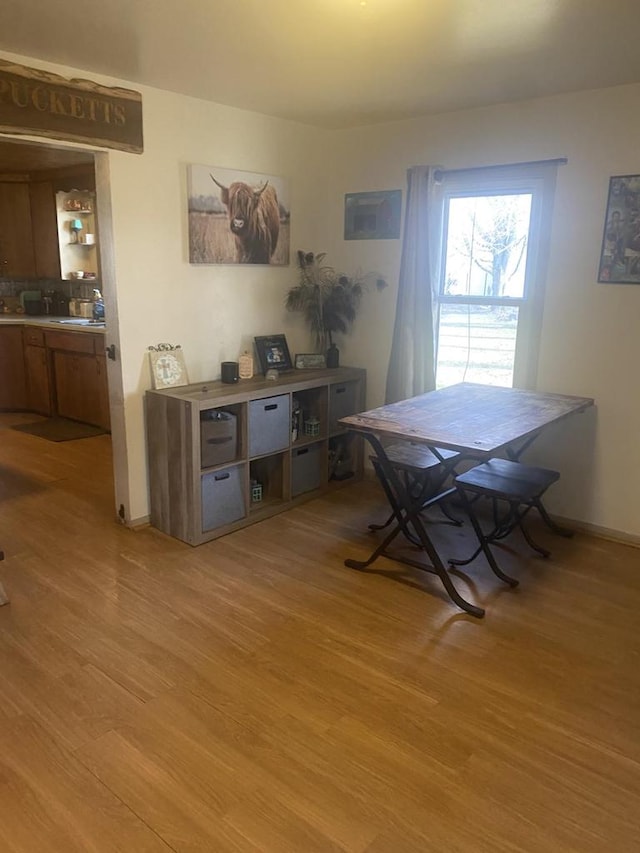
[{"xmin": 0, "ymin": 278, "xmax": 98, "ymax": 301}]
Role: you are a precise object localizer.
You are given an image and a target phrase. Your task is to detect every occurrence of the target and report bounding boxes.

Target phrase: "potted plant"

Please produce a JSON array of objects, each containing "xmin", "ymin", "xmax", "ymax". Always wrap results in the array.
[{"xmin": 285, "ymin": 250, "xmax": 386, "ymax": 366}]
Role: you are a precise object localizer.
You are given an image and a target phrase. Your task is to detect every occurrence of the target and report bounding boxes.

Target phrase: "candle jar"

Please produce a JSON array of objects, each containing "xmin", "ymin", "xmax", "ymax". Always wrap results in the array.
[{"xmin": 238, "ymin": 350, "xmax": 254, "ymax": 379}]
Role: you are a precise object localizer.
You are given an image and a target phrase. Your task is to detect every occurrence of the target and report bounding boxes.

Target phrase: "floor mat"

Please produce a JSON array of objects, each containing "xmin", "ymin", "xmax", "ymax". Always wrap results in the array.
[{"xmin": 10, "ymin": 417, "xmax": 107, "ymax": 442}]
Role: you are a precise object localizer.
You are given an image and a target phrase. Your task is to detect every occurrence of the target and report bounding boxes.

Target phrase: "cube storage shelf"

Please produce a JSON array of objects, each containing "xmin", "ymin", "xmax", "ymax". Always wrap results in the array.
[{"xmin": 146, "ymin": 367, "xmax": 366, "ymax": 545}]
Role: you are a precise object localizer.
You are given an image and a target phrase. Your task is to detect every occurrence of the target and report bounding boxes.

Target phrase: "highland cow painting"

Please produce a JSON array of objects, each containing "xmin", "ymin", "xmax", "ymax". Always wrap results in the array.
[{"xmin": 187, "ymin": 164, "xmax": 290, "ymax": 265}]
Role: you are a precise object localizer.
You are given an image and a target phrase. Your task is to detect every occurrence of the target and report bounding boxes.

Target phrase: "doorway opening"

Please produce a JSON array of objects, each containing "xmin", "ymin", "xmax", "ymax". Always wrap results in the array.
[{"xmin": 0, "ymin": 135, "xmax": 124, "ymax": 522}]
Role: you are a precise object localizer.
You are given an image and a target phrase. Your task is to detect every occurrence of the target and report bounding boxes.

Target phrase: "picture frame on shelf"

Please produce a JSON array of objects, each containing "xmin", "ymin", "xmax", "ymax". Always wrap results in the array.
[
  {"xmin": 148, "ymin": 343, "xmax": 189, "ymax": 389},
  {"xmin": 254, "ymin": 334, "xmax": 293, "ymax": 374},
  {"xmin": 295, "ymin": 353, "xmax": 327, "ymax": 369}
]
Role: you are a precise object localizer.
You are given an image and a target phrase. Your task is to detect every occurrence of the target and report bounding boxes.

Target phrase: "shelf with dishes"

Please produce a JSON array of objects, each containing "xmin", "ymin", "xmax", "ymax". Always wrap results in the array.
[{"xmin": 56, "ymin": 189, "xmax": 100, "ymax": 282}]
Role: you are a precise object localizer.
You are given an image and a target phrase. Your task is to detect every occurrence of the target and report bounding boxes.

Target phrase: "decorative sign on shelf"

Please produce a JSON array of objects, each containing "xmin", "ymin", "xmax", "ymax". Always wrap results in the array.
[
  {"xmin": 0, "ymin": 59, "xmax": 143, "ymax": 154},
  {"xmin": 295, "ymin": 353, "xmax": 327, "ymax": 369},
  {"xmin": 148, "ymin": 343, "xmax": 189, "ymax": 389}
]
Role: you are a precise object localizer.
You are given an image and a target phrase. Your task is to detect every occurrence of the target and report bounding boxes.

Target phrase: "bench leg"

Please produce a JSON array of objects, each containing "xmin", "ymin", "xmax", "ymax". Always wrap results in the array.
[
  {"xmin": 532, "ymin": 497, "xmax": 574, "ymax": 538},
  {"xmin": 450, "ymin": 491, "xmax": 519, "ymax": 587}
]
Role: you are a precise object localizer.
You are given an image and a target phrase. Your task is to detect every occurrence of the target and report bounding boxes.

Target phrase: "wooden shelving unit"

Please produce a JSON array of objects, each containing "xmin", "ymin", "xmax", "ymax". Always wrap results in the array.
[{"xmin": 145, "ymin": 367, "xmax": 366, "ymax": 545}]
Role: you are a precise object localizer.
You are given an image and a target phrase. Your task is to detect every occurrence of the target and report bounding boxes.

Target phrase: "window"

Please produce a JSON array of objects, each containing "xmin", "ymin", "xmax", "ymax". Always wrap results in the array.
[{"xmin": 434, "ymin": 163, "xmax": 559, "ymax": 390}]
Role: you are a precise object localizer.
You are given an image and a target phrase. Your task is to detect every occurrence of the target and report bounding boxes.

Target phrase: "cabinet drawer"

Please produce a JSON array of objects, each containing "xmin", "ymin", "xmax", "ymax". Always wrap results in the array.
[
  {"xmin": 45, "ymin": 329, "xmax": 97, "ymax": 354},
  {"xmin": 24, "ymin": 326, "xmax": 45, "ymax": 347},
  {"xmin": 201, "ymin": 465, "xmax": 246, "ymax": 531},
  {"xmin": 248, "ymin": 394, "xmax": 290, "ymax": 457}
]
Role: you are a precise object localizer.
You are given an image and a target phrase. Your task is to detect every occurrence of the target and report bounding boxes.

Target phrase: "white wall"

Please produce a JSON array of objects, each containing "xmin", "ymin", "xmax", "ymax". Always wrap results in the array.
[
  {"xmin": 2, "ymin": 49, "xmax": 639, "ymax": 539},
  {"xmin": 325, "ymin": 85, "xmax": 640, "ymax": 539},
  {"xmin": 104, "ymin": 87, "xmax": 332, "ymax": 519},
  {"xmin": 0, "ymin": 50, "xmax": 333, "ymax": 524}
]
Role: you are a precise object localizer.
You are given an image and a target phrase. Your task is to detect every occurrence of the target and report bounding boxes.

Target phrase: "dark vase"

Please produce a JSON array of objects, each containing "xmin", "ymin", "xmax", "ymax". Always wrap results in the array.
[{"xmin": 326, "ymin": 343, "xmax": 340, "ymax": 368}]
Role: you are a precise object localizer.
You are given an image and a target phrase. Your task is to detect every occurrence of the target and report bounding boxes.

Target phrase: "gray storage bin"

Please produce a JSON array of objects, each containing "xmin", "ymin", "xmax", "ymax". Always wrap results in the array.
[
  {"xmin": 200, "ymin": 410, "xmax": 237, "ymax": 468},
  {"xmin": 329, "ymin": 381, "xmax": 360, "ymax": 433},
  {"xmin": 292, "ymin": 444, "xmax": 322, "ymax": 497},
  {"xmin": 248, "ymin": 394, "xmax": 290, "ymax": 457},
  {"xmin": 201, "ymin": 465, "xmax": 245, "ymax": 531}
]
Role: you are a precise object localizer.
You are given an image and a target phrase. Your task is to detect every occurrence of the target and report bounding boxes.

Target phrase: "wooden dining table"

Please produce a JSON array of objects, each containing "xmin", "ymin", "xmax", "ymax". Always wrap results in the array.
[{"xmin": 339, "ymin": 382, "xmax": 594, "ymax": 617}]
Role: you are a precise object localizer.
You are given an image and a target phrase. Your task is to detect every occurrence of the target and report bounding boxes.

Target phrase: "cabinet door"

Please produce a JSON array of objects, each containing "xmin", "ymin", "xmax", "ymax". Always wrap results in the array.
[
  {"xmin": 24, "ymin": 344, "xmax": 51, "ymax": 415},
  {"xmin": 0, "ymin": 182, "xmax": 35, "ymax": 278},
  {"xmin": 53, "ymin": 351, "xmax": 82, "ymax": 422},
  {"xmin": 29, "ymin": 181, "xmax": 61, "ymax": 279},
  {"xmin": 0, "ymin": 326, "xmax": 27, "ymax": 410},
  {"xmin": 53, "ymin": 350, "xmax": 109, "ymax": 428}
]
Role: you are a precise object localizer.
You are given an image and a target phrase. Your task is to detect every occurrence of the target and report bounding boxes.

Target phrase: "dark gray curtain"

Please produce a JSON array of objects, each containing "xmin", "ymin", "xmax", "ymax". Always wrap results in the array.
[{"xmin": 385, "ymin": 165, "xmax": 442, "ymax": 404}]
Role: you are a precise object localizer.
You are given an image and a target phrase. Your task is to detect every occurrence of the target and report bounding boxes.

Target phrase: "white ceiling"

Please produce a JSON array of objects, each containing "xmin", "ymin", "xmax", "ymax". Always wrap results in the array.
[{"xmin": 1, "ymin": 0, "xmax": 640, "ymax": 129}]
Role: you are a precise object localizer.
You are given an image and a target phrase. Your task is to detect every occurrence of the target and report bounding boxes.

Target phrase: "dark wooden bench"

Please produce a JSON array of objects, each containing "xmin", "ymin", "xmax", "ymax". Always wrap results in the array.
[
  {"xmin": 451, "ymin": 458, "xmax": 560, "ymax": 586},
  {"xmin": 369, "ymin": 442, "xmax": 462, "ymax": 539}
]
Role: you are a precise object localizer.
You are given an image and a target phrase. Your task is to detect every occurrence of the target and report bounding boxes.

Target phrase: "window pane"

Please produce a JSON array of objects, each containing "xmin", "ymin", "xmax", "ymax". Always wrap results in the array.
[
  {"xmin": 442, "ymin": 194, "xmax": 532, "ymax": 298},
  {"xmin": 436, "ymin": 304, "xmax": 518, "ymax": 388}
]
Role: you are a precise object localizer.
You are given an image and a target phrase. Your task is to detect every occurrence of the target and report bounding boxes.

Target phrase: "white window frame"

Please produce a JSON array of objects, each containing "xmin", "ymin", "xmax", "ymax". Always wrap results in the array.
[{"xmin": 435, "ymin": 163, "xmax": 559, "ymax": 390}]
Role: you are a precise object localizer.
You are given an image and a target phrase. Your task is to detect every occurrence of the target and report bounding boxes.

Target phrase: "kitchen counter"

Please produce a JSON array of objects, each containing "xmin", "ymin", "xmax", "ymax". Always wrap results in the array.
[
  {"xmin": 0, "ymin": 317, "xmax": 110, "ymax": 429},
  {"xmin": 0, "ymin": 316, "xmax": 106, "ymax": 333}
]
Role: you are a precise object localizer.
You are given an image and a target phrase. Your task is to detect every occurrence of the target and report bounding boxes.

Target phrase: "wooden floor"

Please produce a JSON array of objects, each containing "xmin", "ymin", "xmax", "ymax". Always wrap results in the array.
[{"xmin": 0, "ymin": 413, "xmax": 639, "ymax": 852}]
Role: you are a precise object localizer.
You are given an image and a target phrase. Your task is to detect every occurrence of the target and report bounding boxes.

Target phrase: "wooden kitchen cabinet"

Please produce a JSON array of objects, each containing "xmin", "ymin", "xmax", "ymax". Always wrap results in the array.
[
  {"xmin": 54, "ymin": 351, "xmax": 98, "ymax": 425},
  {"xmin": 29, "ymin": 181, "xmax": 61, "ymax": 279},
  {"xmin": 45, "ymin": 329, "xmax": 110, "ymax": 430},
  {"xmin": 24, "ymin": 326, "xmax": 51, "ymax": 416},
  {"xmin": 0, "ymin": 179, "xmax": 64, "ymax": 280},
  {"xmin": 0, "ymin": 326, "xmax": 27, "ymax": 411},
  {"xmin": 0, "ymin": 182, "xmax": 36, "ymax": 278}
]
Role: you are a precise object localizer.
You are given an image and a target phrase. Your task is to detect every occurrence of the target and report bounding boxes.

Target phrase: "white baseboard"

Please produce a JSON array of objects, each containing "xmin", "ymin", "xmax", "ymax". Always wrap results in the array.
[
  {"xmin": 553, "ymin": 516, "xmax": 640, "ymax": 549},
  {"xmin": 127, "ymin": 515, "xmax": 151, "ymax": 530}
]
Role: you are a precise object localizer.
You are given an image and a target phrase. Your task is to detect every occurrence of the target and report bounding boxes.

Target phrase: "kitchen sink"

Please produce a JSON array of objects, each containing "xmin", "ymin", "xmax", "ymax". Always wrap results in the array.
[{"xmin": 51, "ymin": 318, "xmax": 106, "ymax": 327}]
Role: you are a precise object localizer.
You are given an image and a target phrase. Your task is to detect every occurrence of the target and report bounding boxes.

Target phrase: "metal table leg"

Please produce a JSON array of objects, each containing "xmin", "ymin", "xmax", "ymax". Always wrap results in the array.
[{"xmin": 344, "ymin": 434, "xmax": 485, "ymax": 618}]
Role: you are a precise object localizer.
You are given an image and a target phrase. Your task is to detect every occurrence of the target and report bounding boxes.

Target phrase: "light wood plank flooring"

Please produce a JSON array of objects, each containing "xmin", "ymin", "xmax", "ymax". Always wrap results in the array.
[{"xmin": 0, "ymin": 413, "xmax": 639, "ymax": 852}]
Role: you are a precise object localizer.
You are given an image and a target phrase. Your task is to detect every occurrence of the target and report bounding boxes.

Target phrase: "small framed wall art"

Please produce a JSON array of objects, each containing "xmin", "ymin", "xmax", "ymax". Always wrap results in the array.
[
  {"xmin": 254, "ymin": 334, "xmax": 293, "ymax": 374},
  {"xmin": 597, "ymin": 174, "xmax": 640, "ymax": 283},
  {"xmin": 148, "ymin": 343, "xmax": 189, "ymax": 389},
  {"xmin": 344, "ymin": 189, "xmax": 402, "ymax": 240}
]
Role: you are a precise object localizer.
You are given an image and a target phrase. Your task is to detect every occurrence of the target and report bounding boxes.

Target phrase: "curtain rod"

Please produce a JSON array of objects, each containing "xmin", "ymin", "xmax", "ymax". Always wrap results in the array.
[{"xmin": 433, "ymin": 157, "xmax": 568, "ymax": 182}]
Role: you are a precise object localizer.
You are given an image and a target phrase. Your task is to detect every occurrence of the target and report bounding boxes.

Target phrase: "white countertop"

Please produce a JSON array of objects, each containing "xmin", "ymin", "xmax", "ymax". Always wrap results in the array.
[{"xmin": 0, "ymin": 316, "xmax": 106, "ymax": 332}]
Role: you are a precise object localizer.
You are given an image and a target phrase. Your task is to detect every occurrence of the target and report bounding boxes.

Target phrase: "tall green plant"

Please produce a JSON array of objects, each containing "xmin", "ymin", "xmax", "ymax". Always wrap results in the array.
[{"xmin": 286, "ymin": 250, "xmax": 386, "ymax": 352}]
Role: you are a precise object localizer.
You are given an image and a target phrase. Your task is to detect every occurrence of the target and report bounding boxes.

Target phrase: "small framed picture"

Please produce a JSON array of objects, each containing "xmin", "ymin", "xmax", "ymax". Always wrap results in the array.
[
  {"xmin": 254, "ymin": 334, "xmax": 293, "ymax": 374},
  {"xmin": 597, "ymin": 174, "xmax": 640, "ymax": 283},
  {"xmin": 344, "ymin": 189, "xmax": 402, "ymax": 240},
  {"xmin": 295, "ymin": 353, "xmax": 327, "ymax": 369},
  {"xmin": 148, "ymin": 344, "xmax": 189, "ymax": 389}
]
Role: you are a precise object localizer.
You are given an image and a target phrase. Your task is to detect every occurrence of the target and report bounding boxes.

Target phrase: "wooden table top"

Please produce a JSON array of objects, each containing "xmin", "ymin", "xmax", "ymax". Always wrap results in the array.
[{"xmin": 340, "ymin": 382, "xmax": 594, "ymax": 456}]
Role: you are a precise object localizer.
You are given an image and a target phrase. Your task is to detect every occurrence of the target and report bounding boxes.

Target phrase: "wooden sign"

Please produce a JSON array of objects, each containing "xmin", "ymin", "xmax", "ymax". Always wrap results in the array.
[{"xmin": 0, "ymin": 60, "xmax": 143, "ymax": 154}]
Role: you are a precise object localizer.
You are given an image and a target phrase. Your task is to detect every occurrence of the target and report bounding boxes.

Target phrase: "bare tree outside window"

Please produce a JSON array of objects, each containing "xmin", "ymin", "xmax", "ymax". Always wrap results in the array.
[{"xmin": 436, "ymin": 193, "xmax": 533, "ymax": 388}]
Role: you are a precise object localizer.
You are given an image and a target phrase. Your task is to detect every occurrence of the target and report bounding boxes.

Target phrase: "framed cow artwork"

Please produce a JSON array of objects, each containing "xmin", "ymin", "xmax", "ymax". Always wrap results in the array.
[{"xmin": 187, "ymin": 164, "xmax": 290, "ymax": 265}]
